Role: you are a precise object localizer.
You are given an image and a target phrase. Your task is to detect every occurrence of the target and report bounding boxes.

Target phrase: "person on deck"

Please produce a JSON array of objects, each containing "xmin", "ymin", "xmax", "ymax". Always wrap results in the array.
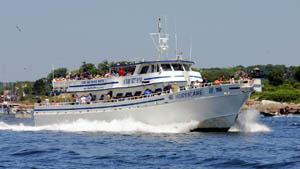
[
  {"xmin": 144, "ymin": 89, "xmax": 152, "ymax": 97},
  {"xmin": 172, "ymin": 83, "xmax": 179, "ymax": 92},
  {"xmin": 105, "ymin": 72, "xmax": 110, "ymax": 78},
  {"xmin": 86, "ymin": 94, "xmax": 92, "ymax": 104},
  {"xmin": 45, "ymin": 96, "xmax": 50, "ymax": 106},
  {"xmin": 37, "ymin": 97, "xmax": 42, "ymax": 106},
  {"xmin": 119, "ymin": 67, "xmax": 125, "ymax": 76},
  {"xmin": 214, "ymin": 79, "xmax": 220, "ymax": 85},
  {"xmin": 81, "ymin": 95, "xmax": 87, "ymax": 104}
]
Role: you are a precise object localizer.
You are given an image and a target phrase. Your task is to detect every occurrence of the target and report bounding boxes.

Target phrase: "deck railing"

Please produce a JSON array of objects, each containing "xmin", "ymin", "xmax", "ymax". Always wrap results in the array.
[{"xmin": 36, "ymin": 80, "xmax": 253, "ymax": 107}]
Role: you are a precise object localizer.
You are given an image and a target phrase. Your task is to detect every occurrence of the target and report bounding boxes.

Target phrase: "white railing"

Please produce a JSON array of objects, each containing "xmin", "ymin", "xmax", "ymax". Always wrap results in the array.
[
  {"xmin": 35, "ymin": 91, "xmax": 169, "ymax": 107},
  {"xmin": 36, "ymin": 80, "xmax": 253, "ymax": 108}
]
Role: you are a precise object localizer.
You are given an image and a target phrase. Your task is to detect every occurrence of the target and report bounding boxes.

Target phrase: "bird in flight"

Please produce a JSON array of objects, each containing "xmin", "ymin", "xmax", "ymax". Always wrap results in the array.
[{"xmin": 16, "ymin": 26, "xmax": 22, "ymax": 32}]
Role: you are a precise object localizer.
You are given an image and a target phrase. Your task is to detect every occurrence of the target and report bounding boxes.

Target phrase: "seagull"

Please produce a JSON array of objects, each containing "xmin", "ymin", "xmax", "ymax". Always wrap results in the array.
[{"xmin": 16, "ymin": 26, "xmax": 22, "ymax": 32}]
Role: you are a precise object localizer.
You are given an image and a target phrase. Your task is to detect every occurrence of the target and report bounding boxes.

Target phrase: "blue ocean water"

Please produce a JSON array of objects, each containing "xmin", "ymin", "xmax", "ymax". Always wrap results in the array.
[{"xmin": 0, "ymin": 109, "xmax": 299, "ymax": 169}]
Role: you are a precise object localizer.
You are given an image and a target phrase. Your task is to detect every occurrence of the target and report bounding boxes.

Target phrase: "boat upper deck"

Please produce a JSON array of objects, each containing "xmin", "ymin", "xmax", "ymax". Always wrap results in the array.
[{"xmin": 52, "ymin": 59, "xmax": 202, "ymax": 93}]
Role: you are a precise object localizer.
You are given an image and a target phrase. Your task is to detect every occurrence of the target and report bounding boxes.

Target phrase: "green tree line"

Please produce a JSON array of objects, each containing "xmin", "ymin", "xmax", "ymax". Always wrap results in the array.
[{"xmin": 2, "ymin": 62, "xmax": 300, "ymax": 103}]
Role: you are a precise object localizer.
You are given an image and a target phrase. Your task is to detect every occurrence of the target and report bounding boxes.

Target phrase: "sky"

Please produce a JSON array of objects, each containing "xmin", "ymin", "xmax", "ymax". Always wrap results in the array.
[{"xmin": 0, "ymin": 0, "xmax": 300, "ymax": 82}]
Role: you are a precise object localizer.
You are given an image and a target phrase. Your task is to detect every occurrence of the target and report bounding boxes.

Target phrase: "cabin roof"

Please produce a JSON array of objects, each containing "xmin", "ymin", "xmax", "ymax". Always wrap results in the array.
[{"xmin": 109, "ymin": 60, "xmax": 194, "ymax": 68}]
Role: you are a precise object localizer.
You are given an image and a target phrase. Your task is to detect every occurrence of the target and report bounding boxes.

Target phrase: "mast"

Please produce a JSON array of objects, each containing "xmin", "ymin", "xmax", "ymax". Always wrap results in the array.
[
  {"xmin": 189, "ymin": 36, "xmax": 192, "ymax": 61},
  {"xmin": 150, "ymin": 18, "xmax": 169, "ymax": 60}
]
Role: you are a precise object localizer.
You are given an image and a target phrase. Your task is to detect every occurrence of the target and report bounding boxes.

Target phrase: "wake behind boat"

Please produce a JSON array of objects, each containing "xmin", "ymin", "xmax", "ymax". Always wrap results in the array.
[{"xmin": 33, "ymin": 19, "xmax": 254, "ymax": 131}]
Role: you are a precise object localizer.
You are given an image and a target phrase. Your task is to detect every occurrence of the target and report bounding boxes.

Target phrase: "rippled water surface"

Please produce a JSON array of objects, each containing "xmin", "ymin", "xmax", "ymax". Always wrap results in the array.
[{"xmin": 0, "ymin": 110, "xmax": 300, "ymax": 169}]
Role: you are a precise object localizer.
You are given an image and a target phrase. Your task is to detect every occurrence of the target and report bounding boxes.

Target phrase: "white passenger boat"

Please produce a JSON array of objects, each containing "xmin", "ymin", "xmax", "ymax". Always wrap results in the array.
[{"xmin": 33, "ymin": 19, "xmax": 254, "ymax": 131}]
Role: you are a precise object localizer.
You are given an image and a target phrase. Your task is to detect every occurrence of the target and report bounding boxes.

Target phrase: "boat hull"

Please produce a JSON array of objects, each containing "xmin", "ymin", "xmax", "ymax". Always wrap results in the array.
[{"xmin": 34, "ymin": 85, "xmax": 252, "ymax": 131}]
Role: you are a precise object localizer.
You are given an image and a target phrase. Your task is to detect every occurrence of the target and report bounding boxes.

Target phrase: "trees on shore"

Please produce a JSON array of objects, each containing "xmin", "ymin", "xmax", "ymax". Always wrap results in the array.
[{"xmin": 2, "ymin": 62, "xmax": 300, "ymax": 103}]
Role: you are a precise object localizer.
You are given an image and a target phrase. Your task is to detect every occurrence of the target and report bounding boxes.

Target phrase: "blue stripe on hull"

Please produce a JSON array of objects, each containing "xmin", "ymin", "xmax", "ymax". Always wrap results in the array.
[
  {"xmin": 189, "ymin": 76, "xmax": 202, "ymax": 79},
  {"xmin": 144, "ymin": 76, "xmax": 170, "ymax": 80},
  {"xmin": 34, "ymin": 98, "xmax": 165, "ymax": 112}
]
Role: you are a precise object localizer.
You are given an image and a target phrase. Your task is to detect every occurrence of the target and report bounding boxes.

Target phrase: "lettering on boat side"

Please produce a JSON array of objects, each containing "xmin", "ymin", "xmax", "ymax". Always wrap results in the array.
[
  {"xmin": 82, "ymin": 79, "xmax": 105, "ymax": 85},
  {"xmin": 83, "ymin": 86, "xmax": 104, "ymax": 90},
  {"xmin": 216, "ymin": 87, "xmax": 223, "ymax": 92},
  {"xmin": 175, "ymin": 89, "xmax": 202, "ymax": 99},
  {"xmin": 124, "ymin": 77, "xmax": 143, "ymax": 85},
  {"xmin": 209, "ymin": 87, "xmax": 214, "ymax": 94}
]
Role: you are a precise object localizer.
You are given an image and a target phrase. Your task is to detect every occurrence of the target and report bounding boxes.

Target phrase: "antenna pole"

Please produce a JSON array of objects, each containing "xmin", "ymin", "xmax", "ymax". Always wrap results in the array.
[
  {"xmin": 158, "ymin": 18, "xmax": 161, "ymax": 60},
  {"xmin": 189, "ymin": 37, "xmax": 192, "ymax": 61},
  {"xmin": 175, "ymin": 33, "xmax": 178, "ymax": 58}
]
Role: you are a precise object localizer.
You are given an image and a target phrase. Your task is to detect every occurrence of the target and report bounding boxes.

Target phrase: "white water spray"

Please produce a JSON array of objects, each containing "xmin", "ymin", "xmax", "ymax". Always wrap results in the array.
[
  {"xmin": 0, "ymin": 118, "xmax": 199, "ymax": 134},
  {"xmin": 230, "ymin": 109, "xmax": 271, "ymax": 132}
]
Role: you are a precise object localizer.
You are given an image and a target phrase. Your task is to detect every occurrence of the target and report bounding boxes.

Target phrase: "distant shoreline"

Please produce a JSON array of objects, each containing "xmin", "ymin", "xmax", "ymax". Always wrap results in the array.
[{"xmin": 243, "ymin": 99, "xmax": 300, "ymax": 116}]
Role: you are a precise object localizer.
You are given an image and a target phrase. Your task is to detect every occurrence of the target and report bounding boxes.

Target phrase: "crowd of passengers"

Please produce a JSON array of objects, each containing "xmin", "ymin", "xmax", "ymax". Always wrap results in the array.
[
  {"xmin": 212, "ymin": 74, "xmax": 250, "ymax": 86},
  {"xmin": 188, "ymin": 74, "xmax": 250, "ymax": 88},
  {"xmin": 54, "ymin": 68, "xmax": 132, "ymax": 82},
  {"xmin": 40, "ymin": 83, "xmax": 181, "ymax": 106}
]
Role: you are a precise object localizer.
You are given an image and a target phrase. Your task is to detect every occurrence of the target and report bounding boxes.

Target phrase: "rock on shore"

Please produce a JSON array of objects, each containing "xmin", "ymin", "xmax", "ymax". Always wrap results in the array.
[{"xmin": 242, "ymin": 100, "xmax": 300, "ymax": 116}]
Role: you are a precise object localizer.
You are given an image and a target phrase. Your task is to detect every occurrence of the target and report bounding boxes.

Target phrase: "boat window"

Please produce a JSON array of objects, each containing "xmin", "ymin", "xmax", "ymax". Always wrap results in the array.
[
  {"xmin": 154, "ymin": 88, "xmax": 162, "ymax": 95},
  {"xmin": 161, "ymin": 64, "xmax": 172, "ymax": 71},
  {"xmin": 116, "ymin": 93, "xmax": 123, "ymax": 98},
  {"xmin": 100, "ymin": 94, "xmax": 105, "ymax": 100},
  {"xmin": 125, "ymin": 66, "xmax": 136, "ymax": 75},
  {"xmin": 151, "ymin": 65, "xmax": 155, "ymax": 73},
  {"xmin": 172, "ymin": 64, "xmax": 184, "ymax": 71},
  {"xmin": 216, "ymin": 87, "xmax": 222, "ymax": 92},
  {"xmin": 157, "ymin": 64, "xmax": 160, "ymax": 72},
  {"xmin": 134, "ymin": 91, "xmax": 142, "ymax": 96},
  {"xmin": 125, "ymin": 92, "xmax": 133, "ymax": 97},
  {"xmin": 140, "ymin": 66, "xmax": 149, "ymax": 74},
  {"xmin": 183, "ymin": 64, "xmax": 191, "ymax": 71}
]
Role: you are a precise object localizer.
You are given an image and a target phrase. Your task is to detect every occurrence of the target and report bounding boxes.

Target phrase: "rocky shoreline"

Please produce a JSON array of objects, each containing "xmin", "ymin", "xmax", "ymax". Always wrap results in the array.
[{"xmin": 242, "ymin": 100, "xmax": 300, "ymax": 116}]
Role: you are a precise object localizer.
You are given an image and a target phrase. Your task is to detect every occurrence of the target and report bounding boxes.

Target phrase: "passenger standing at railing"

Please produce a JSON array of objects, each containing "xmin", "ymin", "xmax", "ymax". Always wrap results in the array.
[
  {"xmin": 86, "ymin": 94, "xmax": 91, "ymax": 104},
  {"xmin": 119, "ymin": 67, "xmax": 125, "ymax": 76},
  {"xmin": 106, "ymin": 94, "xmax": 111, "ymax": 100},
  {"xmin": 243, "ymin": 74, "xmax": 249, "ymax": 83},
  {"xmin": 214, "ymin": 79, "xmax": 220, "ymax": 85},
  {"xmin": 111, "ymin": 71, "xmax": 118, "ymax": 77},
  {"xmin": 80, "ymin": 95, "xmax": 87, "ymax": 104},
  {"xmin": 144, "ymin": 89, "xmax": 152, "ymax": 97},
  {"xmin": 37, "ymin": 97, "xmax": 42, "ymax": 106},
  {"xmin": 164, "ymin": 83, "xmax": 172, "ymax": 92},
  {"xmin": 172, "ymin": 83, "xmax": 179, "ymax": 92},
  {"xmin": 195, "ymin": 80, "xmax": 201, "ymax": 88},
  {"xmin": 105, "ymin": 72, "xmax": 110, "ymax": 78},
  {"xmin": 45, "ymin": 96, "xmax": 50, "ymax": 106},
  {"xmin": 76, "ymin": 96, "xmax": 80, "ymax": 104},
  {"xmin": 231, "ymin": 75, "xmax": 235, "ymax": 84},
  {"xmin": 202, "ymin": 77, "xmax": 208, "ymax": 87}
]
